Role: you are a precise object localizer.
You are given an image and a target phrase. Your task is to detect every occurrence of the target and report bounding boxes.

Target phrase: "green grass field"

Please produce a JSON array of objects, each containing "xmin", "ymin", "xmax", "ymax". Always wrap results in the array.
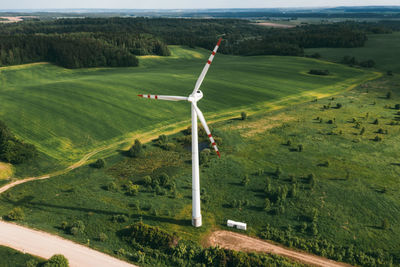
[
  {"xmin": 1, "ymin": 41, "xmax": 399, "ymax": 266},
  {"xmin": 0, "ymin": 46, "xmax": 376, "ymax": 168},
  {"xmin": 2, "ymin": 74, "xmax": 400, "ymax": 266},
  {"xmin": 306, "ymin": 32, "xmax": 400, "ymax": 73},
  {"xmin": 0, "ymin": 245, "xmax": 44, "ymax": 267}
]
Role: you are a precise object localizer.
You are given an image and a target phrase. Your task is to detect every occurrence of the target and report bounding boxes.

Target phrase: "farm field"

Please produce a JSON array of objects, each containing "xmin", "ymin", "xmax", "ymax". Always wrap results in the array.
[
  {"xmin": 305, "ymin": 32, "xmax": 400, "ymax": 72},
  {"xmin": 1, "ymin": 71, "xmax": 399, "ymax": 266},
  {"xmin": 0, "ymin": 46, "xmax": 376, "ymax": 172}
]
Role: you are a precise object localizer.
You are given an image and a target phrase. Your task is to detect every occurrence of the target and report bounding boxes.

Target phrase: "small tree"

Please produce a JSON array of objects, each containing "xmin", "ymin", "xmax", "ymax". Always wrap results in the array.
[
  {"xmin": 128, "ymin": 139, "xmax": 143, "ymax": 158},
  {"xmin": 360, "ymin": 127, "xmax": 365, "ymax": 135},
  {"xmin": 264, "ymin": 198, "xmax": 271, "ymax": 211},
  {"xmin": 143, "ymin": 176, "xmax": 152, "ymax": 187},
  {"xmin": 159, "ymin": 173, "xmax": 170, "ymax": 187},
  {"xmin": 336, "ymin": 103, "xmax": 342, "ymax": 109},
  {"xmin": 158, "ymin": 134, "xmax": 168, "ymax": 144},
  {"xmin": 275, "ymin": 167, "xmax": 282, "ymax": 178},
  {"xmin": 308, "ymin": 173, "xmax": 316, "ymax": 188},
  {"xmin": 298, "ymin": 144, "xmax": 303, "ymax": 152},
  {"xmin": 381, "ymin": 218, "xmax": 389, "ymax": 230},
  {"xmin": 386, "ymin": 91, "xmax": 392, "ymax": 99},
  {"xmin": 44, "ymin": 254, "xmax": 69, "ymax": 267},
  {"xmin": 373, "ymin": 119, "xmax": 379, "ymax": 125},
  {"xmin": 311, "ymin": 223, "xmax": 318, "ymax": 236},
  {"xmin": 92, "ymin": 158, "xmax": 105, "ymax": 169},
  {"xmin": 241, "ymin": 112, "xmax": 247, "ymax": 121},
  {"xmin": 395, "ymin": 104, "xmax": 400, "ymax": 110},
  {"xmin": 241, "ymin": 175, "xmax": 250, "ymax": 186}
]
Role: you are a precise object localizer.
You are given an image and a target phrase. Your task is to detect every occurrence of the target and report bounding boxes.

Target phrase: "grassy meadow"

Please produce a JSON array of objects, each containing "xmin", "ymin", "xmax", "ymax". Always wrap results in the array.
[
  {"xmin": 0, "ymin": 46, "xmax": 376, "ymax": 169},
  {"xmin": 1, "ymin": 72, "xmax": 400, "ymax": 266},
  {"xmin": 306, "ymin": 32, "xmax": 400, "ymax": 72},
  {"xmin": 0, "ymin": 245, "xmax": 44, "ymax": 267}
]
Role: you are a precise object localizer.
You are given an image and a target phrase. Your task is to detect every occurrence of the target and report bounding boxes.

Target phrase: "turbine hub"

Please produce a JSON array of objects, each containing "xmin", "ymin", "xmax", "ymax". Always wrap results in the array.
[{"xmin": 189, "ymin": 90, "xmax": 203, "ymax": 102}]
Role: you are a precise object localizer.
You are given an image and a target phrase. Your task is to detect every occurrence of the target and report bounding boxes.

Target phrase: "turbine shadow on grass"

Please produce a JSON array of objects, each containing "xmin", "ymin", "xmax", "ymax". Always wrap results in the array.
[
  {"xmin": 2, "ymin": 196, "xmax": 127, "ymax": 216},
  {"xmin": 130, "ymin": 214, "xmax": 191, "ymax": 226}
]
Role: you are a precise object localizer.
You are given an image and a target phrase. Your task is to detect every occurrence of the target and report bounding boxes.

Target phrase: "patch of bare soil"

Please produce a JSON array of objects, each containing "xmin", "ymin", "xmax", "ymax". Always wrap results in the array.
[{"xmin": 207, "ymin": 230, "xmax": 352, "ymax": 267}]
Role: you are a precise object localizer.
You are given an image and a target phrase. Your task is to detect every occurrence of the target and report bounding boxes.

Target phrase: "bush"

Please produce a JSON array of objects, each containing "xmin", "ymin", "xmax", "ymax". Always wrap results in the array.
[
  {"xmin": 143, "ymin": 175, "xmax": 152, "ymax": 187},
  {"xmin": 44, "ymin": 254, "xmax": 69, "ymax": 267},
  {"xmin": 241, "ymin": 112, "xmax": 247, "ymax": 120},
  {"xmin": 241, "ymin": 175, "xmax": 250, "ymax": 186},
  {"xmin": 395, "ymin": 104, "xmax": 400, "ymax": 110},
  {"xmin": 386, "ymin": 91, "xmax": 392, "ymax": 99},
  {"xmin": 264, "ymin": 198, "xmax": 271, "ymax": 211},
  {"xmin": 158, "ymin": 173, "xmax": 170, "ymax": 187},
  {"xmin": 336, "ymin": 103, "xmax": 342, "ymax": 109},
  {"xmin": 359, "ymin": 59, "xmax": 375, "ymax": 68},
  {"xmin": 381, "ymin": 218, "xmax": 389, "ymax": 230},
  {"xmin": 373, "ymin": 135, "xmax": 382, "ymax": 142},
  {"xmin": 111, "ymin": 214, "xmax": 128, "ymax": 223},
  {"xmin": 121, "ymin": 222, "xmax": 178, "ymax": 250},
  {"xmin": 275, "ymin": 167, "xmax": 282, "ymax": 178},
  {"xmin": 99, "ymin": 232, "xmax": 108, "ymax": 242},
  {"xmin": 298, "ymin": 144, "xmax": 303, "ymax": 152},
  {"xmin": 69, "ymin": 220, "xmax": 85, "ymax": 235},
  {"xmin": 158, "ymin": 134, "xmax": 168, "ymax": 144},
  {"xmin": 125, "ymin": 181, "xmax": 139, "ymax": 196},
  {"xmin": 92, "ymin": 158, "xmax": 105, "ymax": 168},
  {"xmin": 373, "ymin": 119, "xmax": 379, "ymax": 125},
  {"xmin": 0, "ymin": 120, "xmax": 38, "ymax": 164},
  {"xmin": 5, "ymin": 207, "xmax": 24, "ymax": 221},
  {"xmin": 25, "ymin": 259, "xmax": 39, "ymax": 267},
  {"xmin": 106, "ymin": 182, "xmax": 118, "ymax": 191},
  {"xmin": 308, "ymin": 173, "xmax": 316, "ymax": 188},
  {"xmin": 308, "ymin": 69, "xmax": 329, "ymax": 75}
]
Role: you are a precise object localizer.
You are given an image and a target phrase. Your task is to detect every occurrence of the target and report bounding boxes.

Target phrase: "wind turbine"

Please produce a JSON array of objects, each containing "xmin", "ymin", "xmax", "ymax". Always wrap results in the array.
[{"xmin": 138, "ymin": 38, "xmax": 222, "ymax": 227}]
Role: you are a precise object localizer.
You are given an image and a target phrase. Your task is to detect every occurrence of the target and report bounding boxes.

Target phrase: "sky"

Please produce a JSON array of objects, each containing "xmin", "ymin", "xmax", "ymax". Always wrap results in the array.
[{"xmin": 1, "ymin": 0, "xmax": 400, "ymax": 10}]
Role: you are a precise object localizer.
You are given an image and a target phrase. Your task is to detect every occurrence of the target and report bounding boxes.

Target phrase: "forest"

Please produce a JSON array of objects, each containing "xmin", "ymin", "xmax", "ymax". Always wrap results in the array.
[{"xmin": 0, "ymin": 18, "xmax": 398, "ymax": 68}]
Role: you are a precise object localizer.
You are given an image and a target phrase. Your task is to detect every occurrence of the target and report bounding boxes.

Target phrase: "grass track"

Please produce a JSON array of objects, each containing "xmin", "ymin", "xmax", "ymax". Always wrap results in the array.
[{"xmin": 0, "ymin": 46, "xmax": 376, "ymax": 166}]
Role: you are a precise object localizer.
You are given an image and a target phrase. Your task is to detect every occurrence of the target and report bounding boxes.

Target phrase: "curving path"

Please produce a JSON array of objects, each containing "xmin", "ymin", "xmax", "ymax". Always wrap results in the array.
[
  {"xmin": 0, "ymin": 220, "xmax": 136, "ymax": 267},
  {"xmin": 208, "ymin": 230, "xmax": 351, "ymax": 267}
]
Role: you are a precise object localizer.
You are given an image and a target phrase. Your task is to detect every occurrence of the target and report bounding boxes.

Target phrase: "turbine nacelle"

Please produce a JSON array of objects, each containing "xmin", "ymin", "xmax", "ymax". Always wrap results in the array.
[{"xmin": 188, "ymin": 90, "xmax": 203, "ymax": 103}]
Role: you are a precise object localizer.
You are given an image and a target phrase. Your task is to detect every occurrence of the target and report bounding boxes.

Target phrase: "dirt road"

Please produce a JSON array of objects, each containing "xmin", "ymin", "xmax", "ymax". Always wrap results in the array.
[
  {"xmin": 0, "ymin": 220, "xmax": 136, "ymax": 267},
  {"xmin": 208, "ymin": 230, "xmax": 351, "ymax": 267}
]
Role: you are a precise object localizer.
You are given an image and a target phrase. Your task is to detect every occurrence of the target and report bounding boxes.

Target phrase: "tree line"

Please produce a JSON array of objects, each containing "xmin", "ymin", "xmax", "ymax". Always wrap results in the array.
[{"xmin": 0, "ymin": 18, "xmax": 398, "ymax": 68}]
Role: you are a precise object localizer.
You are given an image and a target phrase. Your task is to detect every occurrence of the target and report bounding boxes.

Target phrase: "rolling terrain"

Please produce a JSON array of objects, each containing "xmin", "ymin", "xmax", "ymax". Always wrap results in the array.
[
  {"xmin": 0, "ymin": 46, "xmax": 375, "ymax": 168},
  {"xmin": 0, "ymin": 38, "xmax": 396, "ymax": 266}
]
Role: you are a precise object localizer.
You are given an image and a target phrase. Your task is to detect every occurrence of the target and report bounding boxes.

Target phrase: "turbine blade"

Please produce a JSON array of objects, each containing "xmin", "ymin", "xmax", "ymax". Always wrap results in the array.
[
  {"xmin": 138, "ymin": 94, "xmax": 188, "ymax": 101},
  {"xmin": 192, "ymin": 38, "xmax": 222, "ymax": 95},
  {"xmin": 193, "ymin": 104, "xmax": 221, "ymax": 158}
]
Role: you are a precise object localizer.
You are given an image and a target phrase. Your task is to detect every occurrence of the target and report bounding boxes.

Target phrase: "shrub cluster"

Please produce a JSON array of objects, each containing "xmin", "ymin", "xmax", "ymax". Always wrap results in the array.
[{"xmin": 0, "ymin": 120, "xmax": 37, "ymax": 164}]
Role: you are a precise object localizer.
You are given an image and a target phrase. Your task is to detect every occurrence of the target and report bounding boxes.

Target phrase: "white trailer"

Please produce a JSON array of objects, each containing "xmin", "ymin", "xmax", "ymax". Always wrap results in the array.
[{"xmin": 227, "ymin": 220, "xmax": 247, "ymax": 230}]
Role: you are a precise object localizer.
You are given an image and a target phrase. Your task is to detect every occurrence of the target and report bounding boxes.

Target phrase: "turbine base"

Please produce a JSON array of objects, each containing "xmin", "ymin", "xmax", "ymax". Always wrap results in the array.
[{"xmin": 192, "ymin": 216, "xmax": 202, "ymax": 227}]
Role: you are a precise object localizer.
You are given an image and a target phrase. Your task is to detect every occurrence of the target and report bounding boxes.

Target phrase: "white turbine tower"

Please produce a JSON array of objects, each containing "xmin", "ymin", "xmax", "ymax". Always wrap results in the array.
[{"xmin": 138, "ymin": 38, "xmax": 222, "ymax": 227}]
